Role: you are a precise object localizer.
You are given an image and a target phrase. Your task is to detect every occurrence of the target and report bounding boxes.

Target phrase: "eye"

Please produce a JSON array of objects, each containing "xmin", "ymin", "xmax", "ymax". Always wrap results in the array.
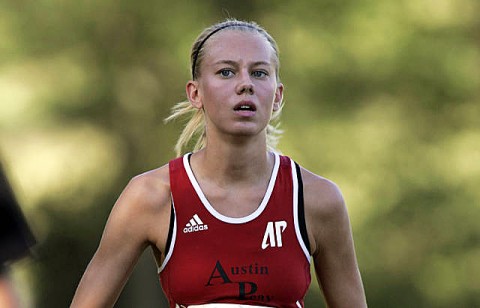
[
  {"xmin": 218, "ymin": 69, "xmax": 234, "ymax": 78},
  {"xmin": 252, "ymin": 70, "xmax": 268, "ymax": 78}
]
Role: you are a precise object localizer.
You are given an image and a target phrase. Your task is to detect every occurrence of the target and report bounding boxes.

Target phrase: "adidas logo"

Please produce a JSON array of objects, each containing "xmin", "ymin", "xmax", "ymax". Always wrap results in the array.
[{"xmin": 183, "ymin": 214, "xmax": 209, "ymax": 233}]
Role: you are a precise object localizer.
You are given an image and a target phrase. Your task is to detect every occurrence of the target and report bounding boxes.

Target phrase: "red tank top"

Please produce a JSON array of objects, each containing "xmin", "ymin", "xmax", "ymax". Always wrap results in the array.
[{"xmin": 159, "ymin": 153, "xmax": 311, "ymax": 307}]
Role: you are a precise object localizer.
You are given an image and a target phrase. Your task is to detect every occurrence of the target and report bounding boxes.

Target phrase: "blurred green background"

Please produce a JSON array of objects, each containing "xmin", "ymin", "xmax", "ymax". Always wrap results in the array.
[{"xmin": 1, "ymin": 0, "xmax": 479, "ymax": 307}]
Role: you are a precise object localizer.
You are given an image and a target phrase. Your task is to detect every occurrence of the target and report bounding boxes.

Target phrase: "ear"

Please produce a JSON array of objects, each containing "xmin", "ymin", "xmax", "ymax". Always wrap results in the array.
[
  {"xmin": 186, "ymin": 80, "xmax": 203, "ymax": 109},
  {"xmin": 273, "ymin": 83, "xmax": 284, "ymax": 111}
]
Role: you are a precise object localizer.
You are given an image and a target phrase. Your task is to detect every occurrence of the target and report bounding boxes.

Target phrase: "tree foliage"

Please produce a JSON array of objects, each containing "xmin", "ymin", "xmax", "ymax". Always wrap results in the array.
[{"xmin": 1, "ymin": 0, "xmax": 479, "ymax": 307}]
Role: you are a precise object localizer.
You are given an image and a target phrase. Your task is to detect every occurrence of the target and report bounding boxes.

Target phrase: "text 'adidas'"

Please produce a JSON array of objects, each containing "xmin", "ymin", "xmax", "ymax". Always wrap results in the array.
[{"xmin": 183, "ymin": 214, "xmax": 209, "ymax": 233}]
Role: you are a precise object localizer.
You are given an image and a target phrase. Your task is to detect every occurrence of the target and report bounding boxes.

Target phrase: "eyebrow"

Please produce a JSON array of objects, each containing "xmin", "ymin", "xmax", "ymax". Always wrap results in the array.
[{"xmin": 213, "ymin": 60, "xmax": 272, "ymax": 67}]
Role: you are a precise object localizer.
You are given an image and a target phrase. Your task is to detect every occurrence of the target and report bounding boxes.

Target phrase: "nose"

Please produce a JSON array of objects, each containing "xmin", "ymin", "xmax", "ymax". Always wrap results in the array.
[{"xmin": 236, "ymin": 71, "xmax": 254, "ymax": 95}]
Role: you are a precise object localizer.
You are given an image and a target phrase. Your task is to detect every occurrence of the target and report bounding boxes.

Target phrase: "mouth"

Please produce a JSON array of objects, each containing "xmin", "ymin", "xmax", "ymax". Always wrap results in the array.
[{"xmin": 233, "ymin": 101, "xmax": 257, "ymax": 112}]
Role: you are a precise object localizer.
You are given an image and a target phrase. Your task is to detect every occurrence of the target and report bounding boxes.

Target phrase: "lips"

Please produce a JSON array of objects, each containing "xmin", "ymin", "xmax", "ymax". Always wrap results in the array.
[{"xmin": 233, "ymin": 101, "xmax": 257, "ymax": 112}]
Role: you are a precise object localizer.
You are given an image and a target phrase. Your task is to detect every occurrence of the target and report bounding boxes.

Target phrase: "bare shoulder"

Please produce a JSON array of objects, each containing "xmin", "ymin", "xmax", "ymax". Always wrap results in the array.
[
  {"xmin": 300, "ymin": 167, "xmax": 346, "ymax": 218},
  {"xmin": 108, "ymin": 163, "xmax": 172, "ymax": 249},
  {"xmin": 125, "ymin": 164, "xmax": 171, "ymax": 212},
  {"xmin": 299, "ymin": 166, "xmax": 350, "ymax": 255}
]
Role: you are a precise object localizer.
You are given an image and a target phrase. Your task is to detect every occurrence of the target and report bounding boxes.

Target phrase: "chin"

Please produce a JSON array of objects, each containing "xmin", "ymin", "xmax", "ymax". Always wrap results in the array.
[{"xmin": 230, "ymin": 126, "xmax": 267, "ymax": 138}]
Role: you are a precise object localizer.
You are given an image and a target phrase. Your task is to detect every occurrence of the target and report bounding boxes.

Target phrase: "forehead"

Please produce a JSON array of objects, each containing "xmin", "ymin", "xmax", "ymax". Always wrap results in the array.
[{"xmin": 203, "ymin": 30, "xmax": 276, "ymax": 64}]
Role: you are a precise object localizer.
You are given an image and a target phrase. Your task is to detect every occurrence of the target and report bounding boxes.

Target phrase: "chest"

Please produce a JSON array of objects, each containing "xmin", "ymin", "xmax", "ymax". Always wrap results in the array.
[
  {"xmin": 162, "ymin": 196, "xmax": 310, "ymax": 307},
  {"xmin": 198, "ymin": 184, "xmax": 269, "ymax": 218},
  {"xmin": 160, "ymin": 154, "xmax": 312, "ymax": 307}
]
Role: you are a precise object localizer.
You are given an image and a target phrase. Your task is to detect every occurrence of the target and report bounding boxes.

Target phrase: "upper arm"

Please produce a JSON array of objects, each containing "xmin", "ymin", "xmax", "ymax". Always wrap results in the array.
[
  {"xmin": 302, "ymin": 169, "xmax": 367, "ymax": 308},
  {"xmin": 71, "ymin": 168, "xmax": 171, "ymax": 308}
]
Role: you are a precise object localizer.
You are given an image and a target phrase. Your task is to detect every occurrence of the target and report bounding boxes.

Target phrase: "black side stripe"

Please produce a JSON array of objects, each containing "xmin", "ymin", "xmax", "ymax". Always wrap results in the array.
[
  {"xmin": 164, "ymin": 201, "xmax": 175, "ymax": 255},
  {"xmin": 295, "ymin": 162, "xmax": 311, "ymax": 255}
]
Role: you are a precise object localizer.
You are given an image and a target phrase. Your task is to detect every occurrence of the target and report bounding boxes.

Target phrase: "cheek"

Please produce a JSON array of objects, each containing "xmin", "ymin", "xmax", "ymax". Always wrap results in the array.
[
  {"xmin": 258, "ymin": 84, "xmax": 278, "ymax": 101},
  {"xmin": 202, "ymin": 80, "xmax": 228, "ymax": 99},
  {"xmin": 200, "ymin": 85, "xmax": 230, "ymax": 114}
]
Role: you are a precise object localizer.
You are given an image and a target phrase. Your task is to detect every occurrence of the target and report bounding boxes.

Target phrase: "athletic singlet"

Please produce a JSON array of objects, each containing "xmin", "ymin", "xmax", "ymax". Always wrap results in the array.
[{"xmin": 159, "ymin": 153, "xmax": 312, "ymax": 308}]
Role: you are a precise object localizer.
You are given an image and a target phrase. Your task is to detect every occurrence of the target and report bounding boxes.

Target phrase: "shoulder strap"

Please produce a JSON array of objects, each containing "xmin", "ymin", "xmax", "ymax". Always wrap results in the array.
[{"xmin": 294, "ymin": 161, "xmax": 312, "ymax": 257}]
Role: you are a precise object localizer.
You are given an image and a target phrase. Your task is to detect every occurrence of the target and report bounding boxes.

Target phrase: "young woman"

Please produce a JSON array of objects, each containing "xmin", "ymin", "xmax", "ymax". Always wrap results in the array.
[{"xmin": 71, "ymin": 19, "xmax": 367, "ymax": 308}]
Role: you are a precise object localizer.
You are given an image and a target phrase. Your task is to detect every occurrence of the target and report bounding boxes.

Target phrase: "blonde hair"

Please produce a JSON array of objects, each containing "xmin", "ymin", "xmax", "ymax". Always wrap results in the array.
[{"xmin": 165, "ymin": 19, "xmax": 284, "ymax": 157}]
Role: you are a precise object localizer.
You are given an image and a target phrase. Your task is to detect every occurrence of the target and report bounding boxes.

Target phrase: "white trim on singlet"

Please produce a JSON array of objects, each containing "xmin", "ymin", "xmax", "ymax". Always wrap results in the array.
[
  {"xmin": 183, "ymin": 152, "xmax": 280, "ymax": 224},
  {"xmin": 291, "ymin": 159, "xmax": 311, "ymax": 261},
  {"xmin": 176, "ymin": 304, "xmax": 275, "ymax": 308},
  {"xmin": 158, "ymin": 197, "xmax": 177, "ymax": 273}
]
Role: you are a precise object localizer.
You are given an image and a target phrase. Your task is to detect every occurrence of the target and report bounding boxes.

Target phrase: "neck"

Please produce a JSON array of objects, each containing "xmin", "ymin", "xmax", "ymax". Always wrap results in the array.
[{"xmin": 191, "ymin": 136, "xmax": 273, "ymax": 186}]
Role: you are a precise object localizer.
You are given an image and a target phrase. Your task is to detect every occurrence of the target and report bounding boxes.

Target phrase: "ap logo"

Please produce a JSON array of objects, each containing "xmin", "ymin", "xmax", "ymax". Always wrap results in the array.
[{"xmin": 261, "ymin": 221, "xmax": 287, "ymax": 249}]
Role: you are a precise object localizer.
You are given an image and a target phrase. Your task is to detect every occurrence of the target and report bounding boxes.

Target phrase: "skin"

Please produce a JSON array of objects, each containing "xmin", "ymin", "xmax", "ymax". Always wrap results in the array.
[
  {"xmin": 71, "ymin": 29, "xmax": 367, "ymax": 307},
  {"xmin": 0, "ymin": 273, "xmax": 21, "ymax": 308}
]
